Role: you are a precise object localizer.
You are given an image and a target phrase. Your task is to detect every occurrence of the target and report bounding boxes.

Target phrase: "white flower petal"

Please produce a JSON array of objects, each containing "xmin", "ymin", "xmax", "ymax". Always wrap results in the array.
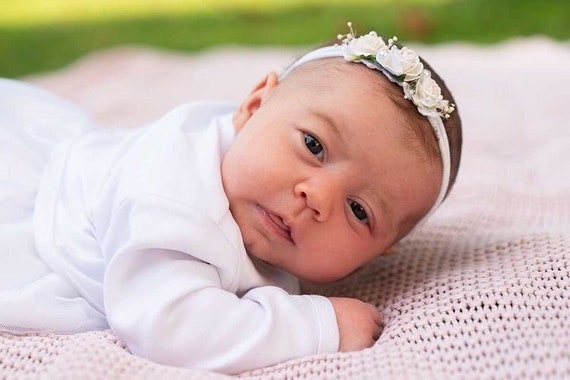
[{"xmin": 338, "ymin": 29, "xmax": 454, "ymax": 119}]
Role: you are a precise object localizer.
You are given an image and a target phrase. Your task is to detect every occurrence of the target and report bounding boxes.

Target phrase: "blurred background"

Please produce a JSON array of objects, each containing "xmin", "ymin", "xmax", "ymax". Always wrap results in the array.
[{"xmin": 1, "ymin": 0, "xmax": 569, "ymax": 78}]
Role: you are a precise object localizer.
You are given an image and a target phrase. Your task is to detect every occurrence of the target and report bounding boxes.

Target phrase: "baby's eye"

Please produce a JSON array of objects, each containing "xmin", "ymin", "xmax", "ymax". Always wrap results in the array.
[
  {"xmin": 304, "ymin": 133, "xmax": 324, "ymax": 159},
  {"xmin": 349, "ymin": 200, "xmax": 369, "ymax": 224}
]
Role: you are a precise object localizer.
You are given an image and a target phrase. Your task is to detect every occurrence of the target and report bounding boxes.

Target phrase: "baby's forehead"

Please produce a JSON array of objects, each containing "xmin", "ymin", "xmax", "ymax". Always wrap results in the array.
[
  {"xmin": 282, "ymin": 57, "xmax": 391, "ymax": 98},
  {"xmin": 285, "ymin": 57, "xmax": 362, "ymax": 79}
]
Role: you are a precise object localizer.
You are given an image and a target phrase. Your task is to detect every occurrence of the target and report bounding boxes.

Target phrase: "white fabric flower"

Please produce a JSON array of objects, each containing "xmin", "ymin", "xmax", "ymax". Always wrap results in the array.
[
  {"xmin": 375, "ymin": 46, "xmax": 423, "ymax": 81},
  {"xmin": 410, "ymin": 70, "xmax": 444, "ymax": 116},
  {"xmin": 345, "ymin": 31, "xmax": 388, "ymax": 59},
  {"xmin": 336, "ymin": 24, "xmax": 454, "ymax": 119}
]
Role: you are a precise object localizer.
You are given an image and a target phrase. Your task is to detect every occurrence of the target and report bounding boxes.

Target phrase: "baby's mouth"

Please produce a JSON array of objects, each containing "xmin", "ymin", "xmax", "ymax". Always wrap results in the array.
[
  {"xmin": 268, "ymin": 213, "xmax": 290, "ymax": 233},
  {"xmin": 258, "ymin": 205, "xmax": 294, "ymax": 243}
]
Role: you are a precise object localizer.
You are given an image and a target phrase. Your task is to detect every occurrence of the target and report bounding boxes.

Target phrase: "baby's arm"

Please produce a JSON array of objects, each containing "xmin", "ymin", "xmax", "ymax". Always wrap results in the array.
[
  {"xmin": 105, "ymin": 250, "xmax": 338, "ymax": 373},
  {"xmin": 100, "ymin": 195, "xmax": 340, "ymax": 374}
]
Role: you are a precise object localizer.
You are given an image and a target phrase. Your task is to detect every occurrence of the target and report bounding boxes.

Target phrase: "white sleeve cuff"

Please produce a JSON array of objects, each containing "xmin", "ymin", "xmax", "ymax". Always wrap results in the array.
[{"xmin": 304, "ymin": 295, "xmax": 340, "ymax": 353}]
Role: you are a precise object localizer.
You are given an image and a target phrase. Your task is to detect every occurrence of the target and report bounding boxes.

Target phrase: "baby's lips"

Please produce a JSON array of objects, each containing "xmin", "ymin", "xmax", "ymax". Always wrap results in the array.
[{"xmin": 268, "ymin": 212, "xmax": 290, "ymax": 232}]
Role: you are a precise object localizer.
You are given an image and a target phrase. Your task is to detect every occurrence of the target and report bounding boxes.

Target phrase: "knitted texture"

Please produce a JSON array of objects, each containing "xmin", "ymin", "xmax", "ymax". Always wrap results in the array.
[
  {"xmin": 2, "ymin": 38, "xmax": 569, "ymax": 379},
  {"xmin": 0, "ymin": 331, "xmax": 229, "ymax": 379}
]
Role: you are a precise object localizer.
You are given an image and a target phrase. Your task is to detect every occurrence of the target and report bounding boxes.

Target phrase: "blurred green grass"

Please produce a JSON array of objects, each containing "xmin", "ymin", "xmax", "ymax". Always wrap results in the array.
[{"xmin": 1, "ymin": 0, "xmax": 568, "ymax": 78}]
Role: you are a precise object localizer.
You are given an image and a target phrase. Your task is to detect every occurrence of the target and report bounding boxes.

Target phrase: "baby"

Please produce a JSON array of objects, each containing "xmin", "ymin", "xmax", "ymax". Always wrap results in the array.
[{"xmin": 0, "ymin": 24, "xmax": 462, "ymax": 374}]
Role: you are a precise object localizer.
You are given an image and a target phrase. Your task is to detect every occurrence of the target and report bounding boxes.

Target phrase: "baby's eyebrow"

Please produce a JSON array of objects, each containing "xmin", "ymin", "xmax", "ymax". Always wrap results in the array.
[
  {"xmin": 311, "ymin": 109, "xmax": 345, "ymax": 144},
  {"xmin": 368, "ymin": 185, "xmax": 394, "ymax": 233}
]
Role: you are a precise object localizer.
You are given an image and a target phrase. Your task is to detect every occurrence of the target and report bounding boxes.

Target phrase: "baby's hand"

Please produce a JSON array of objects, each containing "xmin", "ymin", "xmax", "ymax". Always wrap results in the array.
[{"xmin": 329, "ymin": 297, "xmax": 382, "ymax": 352}]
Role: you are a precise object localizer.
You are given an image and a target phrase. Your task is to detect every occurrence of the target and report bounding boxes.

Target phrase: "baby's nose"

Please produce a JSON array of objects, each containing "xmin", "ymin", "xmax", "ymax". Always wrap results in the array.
[{"xmin": 294, "ymin": 175, "xmax": 342, "ymax": 222}]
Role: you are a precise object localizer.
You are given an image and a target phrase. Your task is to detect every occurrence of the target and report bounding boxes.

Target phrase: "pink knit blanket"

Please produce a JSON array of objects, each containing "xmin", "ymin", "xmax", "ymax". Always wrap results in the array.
[{"xmin": 2, "ymin": 38, "xmax": 569, "ymax": 379}]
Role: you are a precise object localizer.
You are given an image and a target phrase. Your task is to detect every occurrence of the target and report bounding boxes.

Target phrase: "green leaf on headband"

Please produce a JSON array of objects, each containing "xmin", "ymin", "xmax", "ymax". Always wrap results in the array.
[{"xmin": 396, "ymin": 74, "xmax": 407, "ymax": 82}]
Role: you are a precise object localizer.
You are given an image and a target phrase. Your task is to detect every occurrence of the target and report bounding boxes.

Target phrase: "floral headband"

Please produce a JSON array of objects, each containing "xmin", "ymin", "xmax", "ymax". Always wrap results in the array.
[{"xmin": 280, "ymin": 23, "xmax": 453, "ymax": 226}]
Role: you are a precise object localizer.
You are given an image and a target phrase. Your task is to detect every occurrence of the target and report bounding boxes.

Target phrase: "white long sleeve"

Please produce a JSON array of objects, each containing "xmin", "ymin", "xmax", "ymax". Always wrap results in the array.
[{"xmin": 102, "ymin": 195, "xmax": 338, "ymax": 374}]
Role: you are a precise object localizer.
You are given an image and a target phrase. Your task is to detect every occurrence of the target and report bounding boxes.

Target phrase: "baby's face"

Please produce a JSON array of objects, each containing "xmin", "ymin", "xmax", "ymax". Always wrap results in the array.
[{"xmin": 222, "ymin": 61, "xmax": 440, "ymax": 283}]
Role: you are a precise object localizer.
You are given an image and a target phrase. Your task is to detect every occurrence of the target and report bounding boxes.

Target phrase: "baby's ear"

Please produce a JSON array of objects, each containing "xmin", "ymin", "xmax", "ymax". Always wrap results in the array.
[{"xmin": 233, "ymin": 72, "xmax": 279, "ymax": 132}]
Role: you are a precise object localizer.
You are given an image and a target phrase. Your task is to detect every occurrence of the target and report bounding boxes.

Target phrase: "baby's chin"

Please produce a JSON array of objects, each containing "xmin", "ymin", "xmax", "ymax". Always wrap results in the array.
[
  {"xmin": 245, "ymin": 248, "xmax": 287, "ymax": 274},
  {"xmin": 282, "ymin": 262, "xmax": 356, "ymax": 284},
  {"xmin": 295, "ymin": 270, "xmax": 353, "ymax": 285}
]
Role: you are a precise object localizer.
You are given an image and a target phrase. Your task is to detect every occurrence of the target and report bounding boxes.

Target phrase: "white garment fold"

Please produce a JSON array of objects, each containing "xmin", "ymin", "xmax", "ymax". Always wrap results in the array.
[{"xmin": 0, "ymin": 78, "xmax": 106, "ymax": 333}]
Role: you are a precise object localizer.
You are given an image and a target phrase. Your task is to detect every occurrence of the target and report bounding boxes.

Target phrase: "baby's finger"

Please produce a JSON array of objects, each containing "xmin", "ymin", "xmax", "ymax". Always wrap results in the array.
[
  {"xmin": 368, "ymin": 304, "xmax": 382, "ymax": 325},
  {"xmin": 367, "ymin": 305, "xmax": 382, "ymax": 340},
  {"xmin": 372, "ymin": 332, "xmax": 381, "ymax": 341}
]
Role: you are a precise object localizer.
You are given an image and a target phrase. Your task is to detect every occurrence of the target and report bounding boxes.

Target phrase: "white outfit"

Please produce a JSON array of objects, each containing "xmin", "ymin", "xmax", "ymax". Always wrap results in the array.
[{"xmin": 0, "ymin": 79, "xmax": 338, "ymax": 374}]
